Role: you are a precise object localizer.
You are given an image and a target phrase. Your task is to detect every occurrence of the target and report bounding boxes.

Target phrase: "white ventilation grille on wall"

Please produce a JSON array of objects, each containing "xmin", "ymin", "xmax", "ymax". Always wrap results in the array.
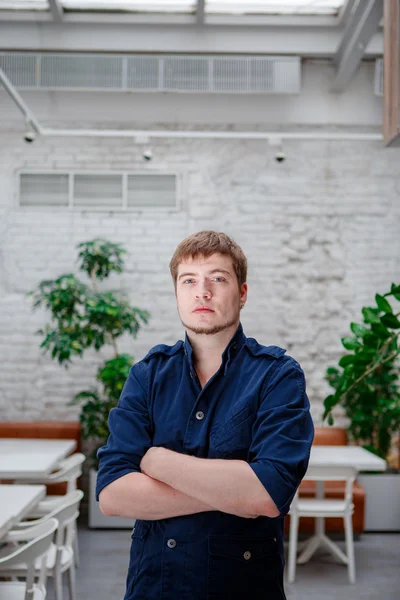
[
  {"xmin": 1, "ymin": 52, "xmax": 301, "ymax": 94},
  {"xmin": 374, "ymin": 58, "xmax": 383, "ymax": 97},
  {"xmin": 74, "ymin": 174, "xmax": 123, "ymax": 207},
  {"xmin": 127, "ymin": 175, "xmax": 176, "ymax": 208},
  {"xmin": 20, "ymin": 173, "xmax": 69, "ymax": 206},
  {"xmin": 19, "ymin": 172, "xmax": 178, "ymax": 210}
]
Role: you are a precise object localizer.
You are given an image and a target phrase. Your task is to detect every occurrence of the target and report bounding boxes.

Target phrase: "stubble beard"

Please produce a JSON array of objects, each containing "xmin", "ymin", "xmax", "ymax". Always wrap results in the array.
[{"xmin": 181, "ymin": 312, "xmax": 239, "ymax": 336}]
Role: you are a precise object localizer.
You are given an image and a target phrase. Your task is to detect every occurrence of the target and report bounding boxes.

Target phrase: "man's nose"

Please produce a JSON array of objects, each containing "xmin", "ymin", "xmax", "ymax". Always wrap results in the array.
[{"xmin": 195, "ymin": 281, "xmax": 212, "ymax": 299}]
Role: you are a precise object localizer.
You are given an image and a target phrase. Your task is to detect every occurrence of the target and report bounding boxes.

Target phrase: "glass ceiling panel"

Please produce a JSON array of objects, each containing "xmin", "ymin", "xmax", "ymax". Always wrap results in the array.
[
  {"xmin": 0, "ymin": 0, "xmax": 347, "ymax": 14},
  {"xmin": 62, "ymin": 0, "xmax": 196, "ymax": 12},
  {"xmin": 0, "ymin": 0, "xmax": 48, "ymax": 9},
  {"xmin": 206, "ymin": 1, "xmax": 347, "ymax": 15}
]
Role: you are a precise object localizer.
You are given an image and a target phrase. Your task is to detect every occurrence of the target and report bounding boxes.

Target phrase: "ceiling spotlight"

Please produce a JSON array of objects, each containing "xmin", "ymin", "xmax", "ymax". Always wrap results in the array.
[
  {"xmin": 268, "ymin": 137, "xmax": 285, "ymax": 163},
  {"xmin": 23, "ymin": 124, "xmax": 36, "ymax": 143},
  {"xmin": 275, "ymin": 150, "xmax": 286, "ymax": 163},
  {"xmin": 142, "ymin": 148, "xmax": 153, "ymax": 161}
]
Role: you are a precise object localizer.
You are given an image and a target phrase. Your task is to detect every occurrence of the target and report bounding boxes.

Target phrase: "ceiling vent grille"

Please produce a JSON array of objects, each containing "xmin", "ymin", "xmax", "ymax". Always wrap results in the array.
[
  {"xmin": 1, "ymin": 52, "xmax": 301, "ymax": 94},
  {"xmin": 19, "ymin": 172, "xmax": 179, "ymax": 211}
]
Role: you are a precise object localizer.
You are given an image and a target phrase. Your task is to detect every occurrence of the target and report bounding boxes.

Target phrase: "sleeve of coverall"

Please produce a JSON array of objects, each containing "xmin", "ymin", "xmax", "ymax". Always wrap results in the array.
[
  {"xmin": 95, "ymin": 362, "xmax": 152, "ymax": 501},
  {"xmin": 247, "ymin": 358, "xmax": 314, "ymax": 516}
]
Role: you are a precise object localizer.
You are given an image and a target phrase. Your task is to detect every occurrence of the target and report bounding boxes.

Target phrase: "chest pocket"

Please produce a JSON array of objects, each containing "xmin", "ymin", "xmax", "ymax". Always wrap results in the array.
[{"xmin": 209, "ymin": 405, "xmax": 253, "ymax": 458}]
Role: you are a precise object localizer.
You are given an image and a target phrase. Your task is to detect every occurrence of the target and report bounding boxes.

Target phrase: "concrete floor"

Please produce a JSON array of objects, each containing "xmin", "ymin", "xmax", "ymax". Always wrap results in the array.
[{"xmin": 58, "ymin": 526, "xmax": 400, "ymax": 600}]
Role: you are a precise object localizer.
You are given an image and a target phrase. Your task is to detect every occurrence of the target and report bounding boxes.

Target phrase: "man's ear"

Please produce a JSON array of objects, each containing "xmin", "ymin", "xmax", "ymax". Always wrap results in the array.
[{"xmin": 240, "ymin": 282, "xmax": 248, "ymax": 305}]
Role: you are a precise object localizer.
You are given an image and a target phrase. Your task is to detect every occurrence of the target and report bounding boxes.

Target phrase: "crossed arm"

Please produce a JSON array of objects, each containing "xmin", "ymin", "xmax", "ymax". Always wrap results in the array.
[{"xmin": 99, "ymin": 447, "xmax": 280, "ymax": 520}]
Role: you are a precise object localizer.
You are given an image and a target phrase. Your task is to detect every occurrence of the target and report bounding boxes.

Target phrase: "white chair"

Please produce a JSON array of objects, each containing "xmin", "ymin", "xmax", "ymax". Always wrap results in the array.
[
  {"xmin": 17, "ymin": 452, "xmax": 86, "ymax": 567},
  {"xmin": 15, "ymin": 452, "xmax": 86, "ymax": 493},
  {"xmin": 1, "ymin": 489, "xmax": 84, "ymax": 600},
  {"xmin": 0, "ymin": 517, "xmax": 58, "ymax": 600},
  {"xmin": 287, "ymin": 465, "xmax": 357, "ymax": 584}
]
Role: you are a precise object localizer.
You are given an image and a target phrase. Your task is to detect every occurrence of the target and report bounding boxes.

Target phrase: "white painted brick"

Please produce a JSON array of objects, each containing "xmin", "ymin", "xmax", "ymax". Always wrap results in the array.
[{"xmin": 1, "ymin": 130, "xmax": 400, "ymax": 426}]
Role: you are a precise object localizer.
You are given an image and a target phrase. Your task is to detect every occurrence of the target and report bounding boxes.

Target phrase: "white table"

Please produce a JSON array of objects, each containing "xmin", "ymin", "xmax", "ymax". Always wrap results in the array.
[
  {"xmin": 0, "ymin": 484, "xmax": 46, "ymax": 541},
  {"xmin": 296, "ymin": 445, "xmax": 386, "ymax": 566},
  {"xmin": 309, "ymin": 445, "xmax": 386, "ymax": 471},
  {"xmin": 0, "ymin": 439, "xmax": 77, "ymax": 479}
]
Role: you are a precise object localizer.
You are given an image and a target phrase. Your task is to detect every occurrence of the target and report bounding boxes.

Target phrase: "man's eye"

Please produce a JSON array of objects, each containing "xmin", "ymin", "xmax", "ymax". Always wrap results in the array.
[
  {"xmin": 214, "ymin": 277, "xmax": 226, "ymax": 282},
  {"xmin": 183, "ymin": 279, "xmax": 195, "ymax": 284}
]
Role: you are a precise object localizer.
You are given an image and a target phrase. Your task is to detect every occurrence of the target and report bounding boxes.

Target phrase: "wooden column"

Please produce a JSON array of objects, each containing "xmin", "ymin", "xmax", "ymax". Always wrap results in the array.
[{"xmin": 383, "ymin": 0, "xmax": 400, "ymax": 146}]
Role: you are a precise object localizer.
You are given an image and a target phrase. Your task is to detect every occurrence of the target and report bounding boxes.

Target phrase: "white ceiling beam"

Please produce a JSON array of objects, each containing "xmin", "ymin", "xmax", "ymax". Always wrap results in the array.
[
  {"xmin": 0, "ymin": 11, "xmax": 344, "ymax": 27},
  {"xmin": 48, "ymin": 0, "xmax": 64, "ymax": 23},
  {"xmin": 331, "ymin": 0, "xmax": 383, "ymax": 92},
  {"xmin": 337, "ymin": 0, "xmax": 358, "ymax": 26},
  {"xmin": 40, "ymin": 129, "xmax": 382, "ymax": 141},
  {"xmin": 334, "ymin": 0, "xmax": 381, "ymax": 66},
  {"xmin": 0, "ymin": 64, "xmax": 383, "ymax": 143},
  {"xmin": 0, "ymin": 68, "xmax": 42, "ymax": 133},
  {"xmin": 196, "ymin": 0, "xmax": 205, "ymax": 25},
  {"xmin": 0, "ymin": 81, "xmax": 383, "ymax": 141},
  {"xmin": 0, "ymin": 22, "xmax": 384, "ymax": 56}
]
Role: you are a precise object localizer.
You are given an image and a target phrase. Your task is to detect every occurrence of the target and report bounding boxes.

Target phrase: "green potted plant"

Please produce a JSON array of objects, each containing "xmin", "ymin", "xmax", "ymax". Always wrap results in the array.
[
  {"xmin": 323, "ymin": 282, "xmax": 400, "ymax": 530},
  {"xmin": 28, "ymin": 238, "xmax": 150, "ymax": 527}
]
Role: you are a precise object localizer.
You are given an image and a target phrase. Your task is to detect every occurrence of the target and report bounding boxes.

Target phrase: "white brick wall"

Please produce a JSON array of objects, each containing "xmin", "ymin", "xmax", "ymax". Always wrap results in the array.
[{"xmin": 0, "ymin": 106, "xmax": 399, "ymax": 428}]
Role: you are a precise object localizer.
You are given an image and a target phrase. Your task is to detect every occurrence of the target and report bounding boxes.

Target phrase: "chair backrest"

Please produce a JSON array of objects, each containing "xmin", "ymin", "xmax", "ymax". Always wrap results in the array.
[
  {"xmin": 0, "ymin": 518, "xmax": 58, "ymax": 599},
  {"xmin": 31, "ymin": 489, "xmax": 84, "ymax": 543},
  {"xmin": 11, "ymin": 490, "xmax": 84, "ymax": 573},
  {"xmin": 19, "ymin": 453, "xmax": 86, "ymax": 491},
  {"xmin": 53, "ymin": 489, "xmax": 83, "ymax": 540},
  {"xmin": 14, "ymin": 489, "xmax": 83, "ymax": 538},
  {"xmin": 47, "ymin": 452, "xmax": 86, "ymax": 488},
  {"xmin": 49, "ymin": 489, "xmax": 84, "ymax": 571},
  {"xmin": 300, "ymin": 465, "xmax": 357, "ymax": 507}
]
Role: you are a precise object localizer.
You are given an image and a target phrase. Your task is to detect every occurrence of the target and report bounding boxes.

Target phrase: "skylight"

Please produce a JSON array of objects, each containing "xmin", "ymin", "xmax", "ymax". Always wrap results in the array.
[
  {"xmin": 0, "ymin": 0, "xmax": 347, "ymax": 15},
  {"xmin": 206, "ymin": 1, "xmax": 347, "ymax": 15},
  {"xmin": 62, "ymin": 0, "xmax": 195, "ymax": 11},
  {"xmin": 0, "ymin": 0, "xmax": 48, "ymax": 9}
]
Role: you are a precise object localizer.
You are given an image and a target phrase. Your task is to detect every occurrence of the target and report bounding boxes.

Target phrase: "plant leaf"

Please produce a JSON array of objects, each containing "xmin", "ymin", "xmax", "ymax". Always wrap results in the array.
[
  {"xmin": 341, "ymin": 336, "xmax": 362, "ymax": 350},
  {"xmin": 380, "ymin": 313, "xmax": 400, "ymax": 329},
  {"xmin": 362, "ymin": 332, "xmax": 380, "ymax": 348},
  {"xmin": 350, "ymin": 322, "xmax": 369, "ymax": 338},
  {"xmin": 362, "ymin": 307, "xmax": 381, "ymax": 325},
  {"xmin": 339, "ymin": 355, "xmax": 356, "ymax": 367},
  {"xmin": 375, "ymin": 294, "xmax": 393, "ymax": 314},
  {"xmin": 390, "ymin": 283, "xmax": 400, "ymax": 300},
  {"xmin": 371, "ymin": 323, "xmax": 391, "ymax": 339}
]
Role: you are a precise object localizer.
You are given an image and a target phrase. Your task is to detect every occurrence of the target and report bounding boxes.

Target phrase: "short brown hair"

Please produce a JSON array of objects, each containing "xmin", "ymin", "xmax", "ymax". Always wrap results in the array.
[{"xmin": 169, "ymin": 230, "xmax": 247, "ymax": 288}]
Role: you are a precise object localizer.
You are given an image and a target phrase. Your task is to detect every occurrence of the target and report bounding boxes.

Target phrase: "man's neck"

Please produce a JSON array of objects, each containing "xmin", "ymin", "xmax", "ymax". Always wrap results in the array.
[{"xmin": 186, "ymin": 321, "xmax": 239, "ymax": 373}]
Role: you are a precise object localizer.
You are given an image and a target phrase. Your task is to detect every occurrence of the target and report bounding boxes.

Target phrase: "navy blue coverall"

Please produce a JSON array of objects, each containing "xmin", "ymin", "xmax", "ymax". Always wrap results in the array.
[{"xmin": 96, "ymin": 323, "xmax": 314, "ymax": 599}]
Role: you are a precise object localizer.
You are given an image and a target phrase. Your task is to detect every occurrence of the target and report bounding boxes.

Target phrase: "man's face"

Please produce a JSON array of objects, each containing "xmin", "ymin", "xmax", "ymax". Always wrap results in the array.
[{"xmin": 175, "ymin": 253, "xmax": 247, "ymax": 335}]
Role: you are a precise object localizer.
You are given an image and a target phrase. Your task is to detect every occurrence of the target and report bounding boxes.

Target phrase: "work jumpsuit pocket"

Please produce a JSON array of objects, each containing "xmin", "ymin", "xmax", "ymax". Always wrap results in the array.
[
  {"xmin": 125, "ymin": 520, "xmax": 150, "ymax": 599},
  {"xmin": 209, "ymin": 406, "xmax": 253, "ymax": 459},
  {"xmin": 206, "ymin": 535, "xmax": 286, "ymax": 600}
]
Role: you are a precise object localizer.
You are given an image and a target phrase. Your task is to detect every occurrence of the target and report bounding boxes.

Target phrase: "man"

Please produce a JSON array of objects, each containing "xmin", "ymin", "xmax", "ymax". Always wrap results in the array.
[{"xmin": 96, "ymin": 230, "xmax": 314, "ymax": 600}]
